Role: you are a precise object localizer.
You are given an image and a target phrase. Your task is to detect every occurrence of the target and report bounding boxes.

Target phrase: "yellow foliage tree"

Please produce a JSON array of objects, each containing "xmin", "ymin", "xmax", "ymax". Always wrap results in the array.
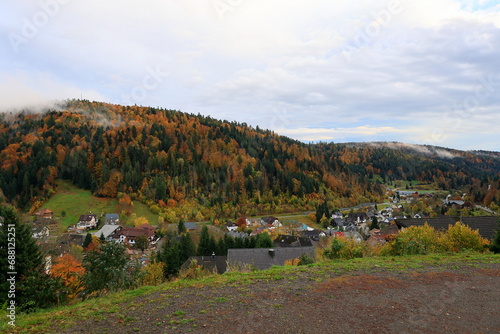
[{"xmin": 134, "ymin": 216, "xmax": 149, "ymax": 227}]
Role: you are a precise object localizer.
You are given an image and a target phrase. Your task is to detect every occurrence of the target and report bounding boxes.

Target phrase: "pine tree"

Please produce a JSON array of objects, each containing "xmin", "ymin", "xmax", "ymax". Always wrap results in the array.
[
  {"xmin": 197, "ymin": 225, "xmax": 211, "ymax": 256},
  {"xmin": 179, "ymin": 232, "xmax": 196, "ymax": 262},
  {"xmin": 0, "ymin": 206, "xmax": 65, "ymax": 311},
  {"xmin": 83, "ymin": 233, "xmax": 93, "ymax": 249},
  {"xmin": 490, "ymin": 224, "xmax": 500, "ymax": 254},
  {"xmin": 82, "ymin": 242, "xmax": 135, "ymax": 297},
  {"xmin": 371, "ymin": 216, "xmax": 380, "ymax": 230},
  {"xmin": 178, "ymin": 220, "xmax": 186, "ymax": 234}
]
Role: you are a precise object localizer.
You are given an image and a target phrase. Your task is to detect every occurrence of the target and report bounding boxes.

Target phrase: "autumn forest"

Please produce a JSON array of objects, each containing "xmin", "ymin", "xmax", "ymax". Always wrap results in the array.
[{"xmin": 0, "ymin": 100, "xmax": 499, "ymax": 220}]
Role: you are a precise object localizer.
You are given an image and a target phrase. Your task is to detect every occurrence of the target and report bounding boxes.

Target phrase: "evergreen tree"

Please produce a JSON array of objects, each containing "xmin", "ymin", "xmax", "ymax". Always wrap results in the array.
[
  {"xmin": 197, "ymin": 225, "xmax": 211, "ymax": 256},
  {"xmin": 490, "ymin": 224, "xmax": 500, "ymax": 254},
  {"xmin": 179, "ymin": 232, "xmax": 196, "ymax": 262},
  {"xmin": 83, "ymin": 233, "xmax": 93, "ymax": 249},
  {"xmin": 371, "ymin": 216, "xmax": 380, "ymax": 230},
  {"xmin": 0, "ymin": 206, "xmax": 66, "ymax": 311},
  {"xmin": 82, "ymin": 242, "xmax": 136, "ymax": 297},
  {"xmin": 178, "ymin": 220, "xmax": 186, "ymax": 234}
]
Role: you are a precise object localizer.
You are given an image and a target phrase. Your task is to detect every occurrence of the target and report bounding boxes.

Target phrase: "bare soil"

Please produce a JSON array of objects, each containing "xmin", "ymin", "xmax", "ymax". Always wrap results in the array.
[{"xmin": 60, "ymin": 263, "xmax": 500, "ymax": 334}]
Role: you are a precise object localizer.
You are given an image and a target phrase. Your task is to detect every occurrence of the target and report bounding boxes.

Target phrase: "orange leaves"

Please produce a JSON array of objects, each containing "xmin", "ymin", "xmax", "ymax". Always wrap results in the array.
[{"xmin": 50, "ymin": 254, "xmax": 85, "ymax": 299}]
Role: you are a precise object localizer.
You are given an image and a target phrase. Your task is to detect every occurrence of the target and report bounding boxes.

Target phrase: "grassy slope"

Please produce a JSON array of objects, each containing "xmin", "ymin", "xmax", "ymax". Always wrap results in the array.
[
  {"xmin": 2, "ymin": 253, "xmax": 499, "ymax": 334},
  {"xmin": 39, "ymin": 180, "xmax": 159, "ymax": 228}
]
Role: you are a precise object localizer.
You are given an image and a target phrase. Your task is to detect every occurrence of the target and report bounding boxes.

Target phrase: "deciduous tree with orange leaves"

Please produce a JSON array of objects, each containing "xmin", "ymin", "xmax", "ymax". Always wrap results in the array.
[{"xmin": 51, "ymin": 254, "xmax": 85, "ymax": 300}]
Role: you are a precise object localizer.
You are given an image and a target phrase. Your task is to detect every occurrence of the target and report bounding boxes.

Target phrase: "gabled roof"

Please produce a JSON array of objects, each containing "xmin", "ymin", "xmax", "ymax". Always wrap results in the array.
[
  {"xmin": 36, "ymin": 208, "xmax": 53, "ymax": 215},
  {"xmin": 93, "ymin": 224, "xmax": 121, "ymax": 239},
  {"xmin": 79, "ymin": 214, "xmax": 97, "ymax": 222},
  {"xmin": 105, "ymin": 213, "xmax": 119, "ymax": 221},
  {"xmin": 228, "ymin": 247, "xmax": 315, "ymax": 270},
  {"xmin": 461, "ymin": 216, "xmax": 499, "ymax": 240}
]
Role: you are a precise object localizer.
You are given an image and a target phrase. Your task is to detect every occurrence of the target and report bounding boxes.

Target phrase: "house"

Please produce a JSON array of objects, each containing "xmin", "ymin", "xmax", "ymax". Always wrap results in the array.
[
  {"xmin": 366, "ymin": 234, "xmax": 387, "ymax": 247},
  {"xmin": 57, "ymin": 234, "xmax": 86, "ymax": 247},
  {"xmin": 261, "ymin": 216, "xmax": 282, "ymax": 228},
  {"xmin": 228, "ymin": 231, "xmax": 248, "ymax": 239},
  {"xmin": 273, "ymin": 235, "xmax": 313, "ymax": 248},
  {"xmin": 93, "ymin": 224, "xmax": 122, "ymax": 241},
  {"xmin": 346, "ymin": 212, "xmax": 368, "ymax": 224},
  {"xmin": 227, "ymin": 247, "xmax": 315, "ymax": 271},
  {"xmin": 331, "ymin": 211, "xmax": 343, "ymax": 219},
  {"xmin": 344, "ymin": 231, "xmax": 364, "ymax": 243},
  {"xmin": 35, "ymin": 208, "xmax": 53, "ymax": 220},
  {"xmin": 225, "ymin": 221, "xmax": 238, "ymax": 232},
  {"xmin": 181, "ymin": 256, "xmax": 228, "ymax": 274},
  {"xmin": 32, "ymin": 225, "xmax": 50, "ymax": 240},
  {"xmin": 105, "ymin": 213, "xmax": 120, "ymax": 225},
  {"xmin": 112, "ymin": 224, "xmax": 156, "ymax": 245},
  {"xmin": 331, "ymin": 218, "xmax": 346, "ymax": 227},
  {"xmin": 77, "ymin": 214, "xmax": 98, "ymax": 231},
  {"xmin": 300, "ymin": 229, "xmax": 323, "ymax": 241}
]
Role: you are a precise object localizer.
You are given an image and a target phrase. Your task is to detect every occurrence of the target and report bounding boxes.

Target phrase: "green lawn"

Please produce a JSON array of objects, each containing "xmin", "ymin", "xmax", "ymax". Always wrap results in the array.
[{"xmin": 39, "ymin": 180, "xmax": 158, "ymax": 228}]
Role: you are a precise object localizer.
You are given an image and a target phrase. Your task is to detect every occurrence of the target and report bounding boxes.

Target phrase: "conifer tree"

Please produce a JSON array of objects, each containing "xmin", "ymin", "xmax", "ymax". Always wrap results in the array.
[{"xmin": 197, "ymin": 225, "xmax": 211, "ymax": 256}]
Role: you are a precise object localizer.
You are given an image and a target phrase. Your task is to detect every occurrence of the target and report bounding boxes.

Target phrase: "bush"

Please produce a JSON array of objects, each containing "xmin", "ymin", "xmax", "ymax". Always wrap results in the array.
[
  {"xmin": 324, "ymin": 236, "xmax": 366, "ymax": 260},
  {"xmin": 298, "ymin": 253, "xmax": 315, "ymax": 266},
  {"xmin": 445, "ymin": 222, "xmax": 489, "ymax": 252},
  {"xmin": 385, "ymin": 224, "xmax": 447, "ymax": 256}
]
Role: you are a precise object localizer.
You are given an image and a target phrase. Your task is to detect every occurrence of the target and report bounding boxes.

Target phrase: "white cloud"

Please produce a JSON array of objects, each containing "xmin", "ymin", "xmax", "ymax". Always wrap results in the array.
[{"xmin": 1, "ymin": 0, "xmax": 500, "ymax": 150}]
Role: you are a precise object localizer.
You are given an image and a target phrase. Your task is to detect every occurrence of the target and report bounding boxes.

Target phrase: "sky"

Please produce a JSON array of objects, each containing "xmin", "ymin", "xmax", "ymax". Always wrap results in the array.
[{"xmin": 1, "ymin": 0, "xmax": 499, "ymax": 151}]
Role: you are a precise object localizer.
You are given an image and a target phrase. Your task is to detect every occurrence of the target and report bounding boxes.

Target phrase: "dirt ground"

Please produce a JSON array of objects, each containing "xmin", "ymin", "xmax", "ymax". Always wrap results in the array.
[{"xmin": 61, "ymin": 263, "xmax": 500, "ymax": 334}]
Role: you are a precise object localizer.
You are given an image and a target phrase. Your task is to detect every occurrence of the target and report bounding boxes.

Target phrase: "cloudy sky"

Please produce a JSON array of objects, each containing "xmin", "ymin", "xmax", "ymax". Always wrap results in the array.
[{"xmin": 1, "ymin": 0, "xmax": 499, "ymax": 151}]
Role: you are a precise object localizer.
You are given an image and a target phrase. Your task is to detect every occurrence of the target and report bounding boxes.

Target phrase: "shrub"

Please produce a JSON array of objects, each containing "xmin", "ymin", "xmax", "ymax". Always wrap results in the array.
[
  {"xmin": 179, "ymin": 259, "xmax": 210, "ymax": 279},
  {"xmin": 298, "ymin": 253, "xmax": 315, "ymax": 265},
  {"xmin": 324, "ymin": 236, "xmax": 366, "ymax": 260},
  {"xmin": 445, "ymin": 222, "xmax": 489, "ymax": 252},
  {"xmin": 385, "ymin": 224, "xmax": 446, "ymax": 256}
]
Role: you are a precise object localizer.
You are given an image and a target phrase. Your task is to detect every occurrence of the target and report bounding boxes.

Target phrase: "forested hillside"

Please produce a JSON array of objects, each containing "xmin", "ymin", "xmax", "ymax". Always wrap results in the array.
[{"xmin": 0, "ymin": 100, "xmax": 499, "ymax": 219}]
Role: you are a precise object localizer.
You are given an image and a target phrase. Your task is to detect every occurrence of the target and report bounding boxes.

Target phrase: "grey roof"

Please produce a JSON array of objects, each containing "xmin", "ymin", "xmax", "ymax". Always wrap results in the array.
[
  {"xmin": 105, "ymin": 213, "xmax": 119, "ymax": 221},
  {"xmin": 93, "ymin": 224, "xmax": 121, "ymax": 238},
  {"xmin": 184, "ymin": 222, "xmax": 198, "ymax": 230},
  {"xmin": 228, "ymin": 231, "xmax": 248, "ymax": 239},
  {"xmin": 181, "ymin": 256, "xmax": 228, "ymax": 274},
  {"xmin": 461, "ymin": 216, "xmax": 499, "ymax": 240},
  {"xmin": 227, "ymin": 247, "xmax": 315, "ymax": 271}
]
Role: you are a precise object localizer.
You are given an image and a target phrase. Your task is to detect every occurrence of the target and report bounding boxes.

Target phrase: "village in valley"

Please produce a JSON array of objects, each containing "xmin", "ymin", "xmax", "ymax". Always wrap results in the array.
[{"xmin": 29, "ymin": 186, "xmax": 499, "ymax": 275}]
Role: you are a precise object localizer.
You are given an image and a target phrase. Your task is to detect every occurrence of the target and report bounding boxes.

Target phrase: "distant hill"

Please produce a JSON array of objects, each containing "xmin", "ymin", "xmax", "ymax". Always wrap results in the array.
[{"xmin": 0, "ymin": 100, "xmax": 499, "ymax": 219}]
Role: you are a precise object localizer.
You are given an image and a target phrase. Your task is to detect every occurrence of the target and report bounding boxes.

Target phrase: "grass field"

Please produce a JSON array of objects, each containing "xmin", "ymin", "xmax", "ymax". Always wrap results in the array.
[{"xmin": 39, "ymin": 180, "xmax": 159, "ymax": 228}]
